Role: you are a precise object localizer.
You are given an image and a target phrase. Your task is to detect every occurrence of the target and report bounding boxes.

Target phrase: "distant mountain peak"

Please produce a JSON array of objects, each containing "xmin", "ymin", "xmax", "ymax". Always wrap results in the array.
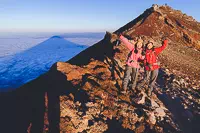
[{"xmin": 50, "ymin": 35, "xmax": 62, "ymax": 39}]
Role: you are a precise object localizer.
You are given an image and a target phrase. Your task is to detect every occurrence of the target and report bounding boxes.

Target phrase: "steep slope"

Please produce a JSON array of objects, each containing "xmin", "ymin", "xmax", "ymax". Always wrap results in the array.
[
  {"xmin": 1, "ymin": 4, "xmax": 200, "ymax": 133},
  {"xmin": 116, "ymin": 5, "xmax": 200, "ymax": 49}
]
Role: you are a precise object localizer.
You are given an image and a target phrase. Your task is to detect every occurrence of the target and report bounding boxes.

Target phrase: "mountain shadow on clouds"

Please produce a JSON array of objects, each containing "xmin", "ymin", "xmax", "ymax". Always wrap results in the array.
[{"xmin": 0, "ymin": 36, "xmax": 87, "ymax": 91}]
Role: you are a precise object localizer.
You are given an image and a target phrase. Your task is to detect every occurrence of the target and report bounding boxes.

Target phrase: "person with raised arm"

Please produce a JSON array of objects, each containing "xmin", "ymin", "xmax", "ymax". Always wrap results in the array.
[
  {"xmin": 118, "ymin": 34, "xmax": 145, "ymax": 94},
  {"xmin": 138, "ymin": 38, "xmax": 168, "ymax": 96}
]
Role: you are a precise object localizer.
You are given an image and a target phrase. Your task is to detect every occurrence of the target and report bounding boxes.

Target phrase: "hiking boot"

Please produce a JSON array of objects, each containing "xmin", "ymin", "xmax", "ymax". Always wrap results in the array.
[
  {"xmin": 121, "ymin": 90, "xmax": 127, "ymax": 94},
  {"xmin": 131, "ymin": 86, "xmax": 137, "ymax": 93},
  {"xmin": 147, "ymin": 89, "xmax": 152, "ymax": 97},
  {"xmin": 120, "ymin": 87, "xmax": 127, "ymax": 94},
  {"xmin": 132, "ymin": 89, "xmax": 137, "ymax": 94},
  {"xmin": 136, "ymin": 87, "xmax": 142, "ymax": 92}
]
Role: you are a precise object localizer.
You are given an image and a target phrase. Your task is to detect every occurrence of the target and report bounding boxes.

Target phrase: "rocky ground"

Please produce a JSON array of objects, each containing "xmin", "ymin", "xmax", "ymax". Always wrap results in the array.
[
  {"xmin": 54, "ymin": 30, "xmax": 200, "ymax": 132},
  {"xmin": 55, "ymin": 61, "xmax": 182, "ymax": 133}
]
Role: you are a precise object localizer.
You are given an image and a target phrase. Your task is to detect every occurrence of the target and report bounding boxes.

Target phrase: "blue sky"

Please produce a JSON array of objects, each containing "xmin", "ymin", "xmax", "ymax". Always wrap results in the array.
[{"xmin": 0, "ymin": 0, "xmax": 200, "ymax": 33}]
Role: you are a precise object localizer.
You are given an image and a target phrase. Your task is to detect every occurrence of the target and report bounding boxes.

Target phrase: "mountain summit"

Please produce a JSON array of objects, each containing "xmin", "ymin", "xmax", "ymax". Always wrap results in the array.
[
  {"xmin": 117, "ymin": 4, "xmax": 200, "ymax": 50},
  {"xmin": 1, "ymin": 4, "xmax": 200, "ymax": 133}
]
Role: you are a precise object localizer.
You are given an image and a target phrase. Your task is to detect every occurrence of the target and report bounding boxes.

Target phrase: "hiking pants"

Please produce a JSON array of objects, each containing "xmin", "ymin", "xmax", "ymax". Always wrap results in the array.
[
  {"xmin": 123, "ymin": 65, "xmax": 139, "ymax": 90},
  {"xmin": 138, "ymin": 69, "xmax": 159, "ymax": 91}
]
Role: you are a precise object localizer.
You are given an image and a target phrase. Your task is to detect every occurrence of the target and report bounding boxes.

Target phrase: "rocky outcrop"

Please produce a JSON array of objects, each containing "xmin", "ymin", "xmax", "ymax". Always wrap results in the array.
[
  {"xmin": 55, "ymin": 30, "xmax": 200, "ymax": 132},
  {"xmin": 56, "ymin": 59, "xmax": 181, "ymax": 133}
]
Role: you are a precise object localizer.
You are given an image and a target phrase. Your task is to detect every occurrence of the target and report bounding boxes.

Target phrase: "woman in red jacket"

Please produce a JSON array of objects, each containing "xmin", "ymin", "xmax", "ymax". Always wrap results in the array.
[{"xmin": 139, "ymin": 38, "xmax": 168, "ymax": 96}]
